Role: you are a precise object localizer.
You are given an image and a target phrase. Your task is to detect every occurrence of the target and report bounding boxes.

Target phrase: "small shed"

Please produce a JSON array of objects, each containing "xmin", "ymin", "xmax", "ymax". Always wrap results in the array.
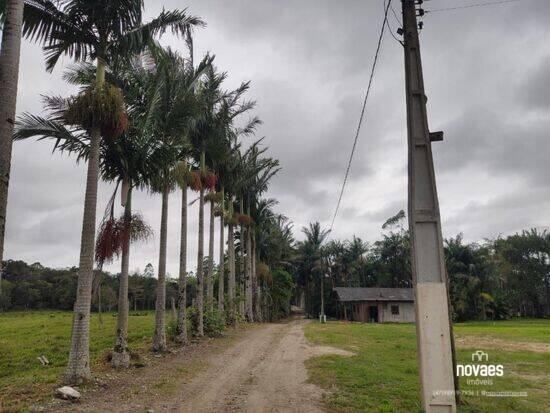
[{"xmin": 333, "ymin": 287, "xmax": 415, "ymax": 323}]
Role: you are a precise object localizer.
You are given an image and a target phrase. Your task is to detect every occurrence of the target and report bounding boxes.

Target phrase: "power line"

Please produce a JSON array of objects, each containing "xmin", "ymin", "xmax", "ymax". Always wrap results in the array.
[
  {"xmin": 390, "ymin": 2, "xmax": 402, "ymax": 25},
  {"xmin": 328, "ymin": 0, "xmax": 392, "ymax": 234},
  {"xmin": 385, "ymin": 0, "xmax": 404, "ymax": 46},
  {"xmin": 426, "ymin": 0, "xmax": 522, "ymax": 13}
]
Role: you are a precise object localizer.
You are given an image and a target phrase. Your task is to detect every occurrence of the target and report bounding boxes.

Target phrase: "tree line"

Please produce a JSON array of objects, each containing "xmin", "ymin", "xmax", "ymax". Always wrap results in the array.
[
  {"xmin": 0, "ymin": 1, "xmax": 293, "ymax": 384},
  {"xmin": 0, "ymin": 258, "xmax": 295, "ymax": 326},
  {"xmin": 295, "ymin": 213, "xmax": 550, "ymax": 322}
]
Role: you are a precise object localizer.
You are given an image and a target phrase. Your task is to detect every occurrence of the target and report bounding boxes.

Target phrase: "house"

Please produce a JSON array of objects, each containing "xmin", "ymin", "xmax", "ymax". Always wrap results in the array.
[{"xmin": 333, "ymin": 287, "xmax": 415, "ymax": 323}]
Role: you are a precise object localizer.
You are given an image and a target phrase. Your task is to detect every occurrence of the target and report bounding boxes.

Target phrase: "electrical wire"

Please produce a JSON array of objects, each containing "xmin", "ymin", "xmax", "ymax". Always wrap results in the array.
[
  {"xmin": 426, "ymin": 0, "xmax": 522, "ymax": 13},
  {"xmin": 384, "ymin": 0, "xmax": 404, "ymax": 46},
  {"xmin": 390, "ymin": 2, "xmax": 402, "ymax": 25},
  {"xmin": 328, "ymin": 0, "xmax": 392, "ymax": 234}
]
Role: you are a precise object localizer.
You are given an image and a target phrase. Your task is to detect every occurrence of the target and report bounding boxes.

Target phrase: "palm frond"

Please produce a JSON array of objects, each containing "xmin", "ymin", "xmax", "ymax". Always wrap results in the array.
[
  {"xmin": 111, "ymin": 9, "xmax": 204, "ymax": 58},
  {"xmin": 13, "ymin": 112, "xmax": 90, "ymax": 160}
]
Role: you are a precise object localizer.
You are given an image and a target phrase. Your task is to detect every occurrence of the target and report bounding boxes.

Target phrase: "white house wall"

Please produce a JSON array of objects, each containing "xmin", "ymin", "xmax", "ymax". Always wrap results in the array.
[{"xmin": 379, "ymin": 301, "xmax": 415, "ymax": 323}]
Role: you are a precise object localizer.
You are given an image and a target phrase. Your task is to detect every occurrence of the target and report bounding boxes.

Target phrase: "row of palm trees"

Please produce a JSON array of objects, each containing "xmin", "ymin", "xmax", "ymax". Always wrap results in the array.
[{"xmin": 1, "ymin": 0, "xmax": 284, "ymax": 385}]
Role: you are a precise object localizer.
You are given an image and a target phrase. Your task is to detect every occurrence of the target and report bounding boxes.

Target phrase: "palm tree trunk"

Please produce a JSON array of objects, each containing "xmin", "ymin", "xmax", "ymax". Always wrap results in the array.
[
  {"xmin": 112, "ymin": 185, "xmax": 132, "ymax": 368},
  {"xmin": 245, "ymin": 204, "xmax": 253, "ymax": 322},
  {"xmin": 197, "ymin": 152, "xmax": 206, "ymax": 336},
  {"xmin": 153, "ymin": 183, "xmax": 169, "ymax": 352},
  {"xmin": 65, "ymin": 60, "xmax": 106, "ymax": 383},
  {"xmin": 240, "ymin": 199, "xmax": 246, "ymax": 317},
  {"xmin": 197, "ymin": 185, "xmax": 205, "ymax": 336},
  {"xmin": 97, "ymin": 275, "xmax": 103, "ymax": 326},
  {"xmin": 207, "ymin": 199, "xmax": 215, "ymax": 311},
  {"xmin": 217, "ymin": 188, "xmax": 225, "ymax": 314},
  {"xmin": 228, "ymin": 202, "xmax": 235, "ymax": 324},
  {"xmin": 252, "ymin": 233, "xmax": 262, "ymax": 322},
  {"xmin": 176, "ymin": 183, "xmax": 188, "ymax": 344},
  {"xmin": 0, "ymin": 0, "xmax": 24, "ymax": 309}
]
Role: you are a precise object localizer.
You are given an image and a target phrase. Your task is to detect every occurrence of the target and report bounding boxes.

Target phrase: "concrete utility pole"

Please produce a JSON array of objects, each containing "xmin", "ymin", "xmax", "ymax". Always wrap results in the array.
[{"xmin": 401, "ymin": 1, "xmax": 457, "ymax": 412}]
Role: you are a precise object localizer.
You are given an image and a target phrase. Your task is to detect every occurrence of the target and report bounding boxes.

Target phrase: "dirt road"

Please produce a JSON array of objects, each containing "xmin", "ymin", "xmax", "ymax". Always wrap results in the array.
[
  {"xmin": 49, "ymin": 318, "xmax": 350, "ymax": 413},
  {"xmin": 155, "ymin": 318, "xmax": 350, "ymax": 413}
]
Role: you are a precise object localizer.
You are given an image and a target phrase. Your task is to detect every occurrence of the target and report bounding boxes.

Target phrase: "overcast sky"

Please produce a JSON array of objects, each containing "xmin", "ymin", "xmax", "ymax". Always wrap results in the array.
[{"xmin": 4, "ymin": 0, "xmax": 550, "ymax": 277}]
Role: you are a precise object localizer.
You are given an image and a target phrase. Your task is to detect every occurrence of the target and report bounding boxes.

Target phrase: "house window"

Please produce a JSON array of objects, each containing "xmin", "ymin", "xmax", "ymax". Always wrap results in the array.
[{"xmin": 391, "ymin": 305, "xmax": 399, "ymax": 315}]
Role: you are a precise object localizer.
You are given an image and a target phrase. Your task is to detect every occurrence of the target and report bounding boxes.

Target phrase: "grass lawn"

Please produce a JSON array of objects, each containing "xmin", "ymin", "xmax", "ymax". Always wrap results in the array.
[
  {"xmin": 305, "ymin": 319, "xmax": 550, "ymax": 413},
  {"xmin": 0, "ymin": 311, "xmax": 156, "ymax": 411}
]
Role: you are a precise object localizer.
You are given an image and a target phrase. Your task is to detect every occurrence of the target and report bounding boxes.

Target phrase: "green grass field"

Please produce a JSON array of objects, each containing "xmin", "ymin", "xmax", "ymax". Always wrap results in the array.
[
  {"xmin": 305, "ymin": 319, "xmax": 550, "ymax": 413},
  {"xmin": 0, "ymin": 311, "xmax": 156, "ymax": 411}
]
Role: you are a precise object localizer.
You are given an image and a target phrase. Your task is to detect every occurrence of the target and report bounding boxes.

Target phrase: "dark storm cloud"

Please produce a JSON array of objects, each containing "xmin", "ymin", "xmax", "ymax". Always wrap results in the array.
[{"xmin": 5, "ymin": 0, "xmax": 550, "ymax": 275}]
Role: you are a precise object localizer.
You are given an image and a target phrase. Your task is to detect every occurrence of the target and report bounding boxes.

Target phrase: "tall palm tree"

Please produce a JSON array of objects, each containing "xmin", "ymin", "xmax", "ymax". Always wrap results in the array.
[
  {"xmin": 207, "ymin": 190, "xmax": 215, "ymax": 310},
  {"xmin": 0, "ymin": 0, "xmax": 24, "ymax": 302},
  {"xmin": 13, "ymin": 52, "xmax": 191, "ymax": 366},
  {"xmin": 300, "ymin": 222, "xmax": 330, "ymax": 317},
  {"xmin": 15, "ymin": 0, "xmax": 203, "ymax": 382},
  {"xmin": 174, "ymin": 30, "xmax": 197, "ymax": 345},
  {"xmin": 250, "ymin": 198, "xmax": 278, "ymax": 321},
  {"xmin": 238, "ymin": 143, "xmax": 279, "ymax": 321},
  {"xmin": 188, "ymin": 64, "xmax": 227, "ymax": 335},
  {"xmin": 223, "ymin": 153, "xmax": 240, "ymax": 323},
  {"xmin": 0, "ymin": 0, "xmax": 57, "ymax": 292},
  {"xmin": 66, "ymin": 57, "xmax": 176, "ymax": 366},
  {"xmin": 216, "ymin": 186, "xmax": 226, "ymax": 314},
  {"xmin": 215, "ymin": 143, "xmax": 241, "ymax": 315},
  {"xmin": 187, "ymin": 67, "xmax": 258, "ymax": 327},
  {"xmin": 145, "ymin": 47, "xmax": 209, "ymax": 350},
  {"xmin": 175, "ymin": 159, "xmax": 190, "ymax": 344}
]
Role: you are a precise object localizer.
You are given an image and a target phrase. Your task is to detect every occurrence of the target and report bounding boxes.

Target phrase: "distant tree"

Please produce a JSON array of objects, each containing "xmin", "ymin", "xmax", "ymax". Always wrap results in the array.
[{"xmin": 144, "ymin": 263, "xmax": 155, "ymax": 278}]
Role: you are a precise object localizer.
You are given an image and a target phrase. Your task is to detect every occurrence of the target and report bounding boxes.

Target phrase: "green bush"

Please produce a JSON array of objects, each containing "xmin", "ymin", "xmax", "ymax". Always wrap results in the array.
[
  {"xmin": 188, "ymin": 306, "xmax": 225, "ymax": 337},
  {"xmin": 269, "ymin": 269, "xmax": 295, "ymax": 321}
]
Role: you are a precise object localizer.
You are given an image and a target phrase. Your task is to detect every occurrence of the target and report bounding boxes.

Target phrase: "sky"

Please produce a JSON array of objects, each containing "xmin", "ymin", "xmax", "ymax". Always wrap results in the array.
[{"xmin": 4, "ymin": 0, "xmax": 550, "ymax": 277}]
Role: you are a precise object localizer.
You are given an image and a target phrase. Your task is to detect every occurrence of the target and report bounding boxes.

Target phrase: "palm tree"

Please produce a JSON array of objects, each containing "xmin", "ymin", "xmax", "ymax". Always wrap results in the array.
[
  {"xmin": 14, "ymin": 52, "xmax": 195, "ymax": 366},
  {"xmin": 66, "ymin": 57, "xmax": 178, "ymax": 366},
  {"xmin": 15, "ymin": 1, "xmax": 203, "ymax": 382},
  {"xmin": 175, "ymin": 159, "xmax": 190, "ymax": 344},
  {"xmin": 174, "ymin": 30, "xmax": 197, "ymax": 345},
  {"xmin": 0, "ymin": 0, "xmax": 24, "ymax": 303},
  {"xmin": 0, "ymin": 0, "xmax": 57, "ymax": 292},
  {"xmin": 238, "ymin": 144, "xmax": 279, "ymax": 321},
  {"xmin": 187, "ymin": 67, "xmax": 259, "ymax": 327},
  {"xmin": 216, "ymin": 186, "xmax": 226, "ymax": 314},
  {"xmin": 207, "ymin": 189, "xmax": 215, "ymax": 311},
  {"xmin": 300, "ymin": 222, "xmax": 330, "ymax": 317},
  {"xmin": 188, "ymin": 64, "xmax": 229, "ymax": 335},
  {"xmin": 204, "ymin": 89, "xmax": 253, "ymax": 315},
  {"xmin": 144, "ymin": 47, "xmax": 209, "ymax": 350},
  {"xmin": 223, "ymin": 153, "xmax": 240, "ymax": 323},
  {"xmin": 250, "ymin": 198, "xmax": 278, "ymax": 321},
  {"xmin": 215, "ymin": 144, "xmax": 241, "ymax": 315}
]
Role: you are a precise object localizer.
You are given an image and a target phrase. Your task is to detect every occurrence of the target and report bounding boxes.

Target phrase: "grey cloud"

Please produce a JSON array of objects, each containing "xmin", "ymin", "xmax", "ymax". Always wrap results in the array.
[
  {"xmin": 5, "ymin": 0, "xmax": 550, "ymax": 274},
  {"xmin": 520, "ymin": 57, "xmax": 550, "ymax": 110}
]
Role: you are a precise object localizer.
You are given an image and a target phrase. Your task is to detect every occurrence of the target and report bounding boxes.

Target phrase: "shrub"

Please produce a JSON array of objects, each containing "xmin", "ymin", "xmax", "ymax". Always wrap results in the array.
[{"xmin": 188, "ymin": 306, "xmax": 225, "ymax": 337}]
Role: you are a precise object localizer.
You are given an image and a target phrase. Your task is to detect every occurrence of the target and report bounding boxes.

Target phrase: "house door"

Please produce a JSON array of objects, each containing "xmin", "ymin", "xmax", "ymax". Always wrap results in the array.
[{"xmin": 368, "ymin": 305, "xmax": 379, "ymax": 323}]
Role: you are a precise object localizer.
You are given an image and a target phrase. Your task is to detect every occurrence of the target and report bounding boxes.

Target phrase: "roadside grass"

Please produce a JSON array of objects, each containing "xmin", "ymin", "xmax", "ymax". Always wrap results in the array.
[
  {"xmin": 454, "ymin": 319, "xmax": 550, "ymax": 343},
  {"xmin": 0, "ymin": 310, "xmax": 155, "ymax": 411},
  {"xmin": 305, "ymin": 320, "xmax": 550, "ymax": 413}
]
